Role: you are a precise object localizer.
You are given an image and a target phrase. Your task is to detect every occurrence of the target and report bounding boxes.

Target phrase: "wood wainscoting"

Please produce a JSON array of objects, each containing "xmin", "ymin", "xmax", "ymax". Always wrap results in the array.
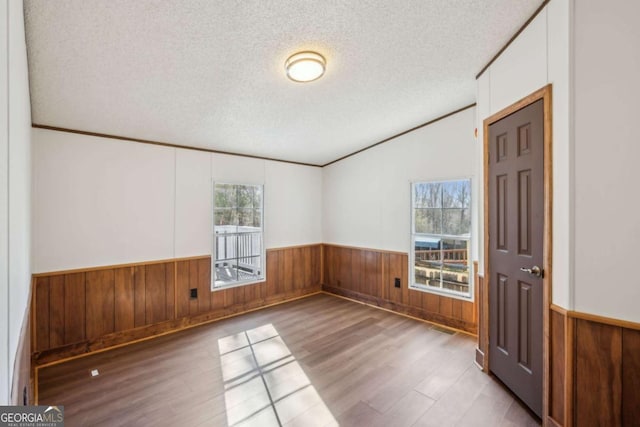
[
  {"xmin": 549, "ymin": 305, "xmax": 640, "ymax": 427},
  {"xmin": 12, "ymin": 297, "xmax": 32, "ymax": 405},
  {"xmin": 321, "ymin": 244, "xmax": 477, "ymax": 334},
  {"xmin": 31, "ymin": 245, "xmax": 322, "ymax": 366}
]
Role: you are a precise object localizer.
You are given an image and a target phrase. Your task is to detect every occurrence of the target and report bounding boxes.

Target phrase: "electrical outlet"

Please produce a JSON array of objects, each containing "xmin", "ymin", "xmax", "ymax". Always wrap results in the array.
[
  {"xmin": 190, "ymin": 288, "xmax": 198, "ymax": 299},
  {"xmin": 91, "ymin": 369, "xmax": 99, "ymax": 377},
  {"xmin": 394, "ymin": 277, "xmax": 401, "ymax": 288}
]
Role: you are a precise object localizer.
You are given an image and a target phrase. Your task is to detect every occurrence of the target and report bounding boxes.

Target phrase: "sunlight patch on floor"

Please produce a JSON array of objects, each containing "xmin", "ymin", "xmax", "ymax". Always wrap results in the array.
[{"xmin": 218, "ymin": 324, "xmax": 337, "ymax": 427}]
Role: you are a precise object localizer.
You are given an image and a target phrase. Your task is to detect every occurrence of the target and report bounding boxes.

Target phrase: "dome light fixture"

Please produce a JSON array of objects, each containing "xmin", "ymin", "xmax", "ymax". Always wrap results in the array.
[{"xmin": 285, "ymin": 51, "xmax": 326, "ymax": 83}]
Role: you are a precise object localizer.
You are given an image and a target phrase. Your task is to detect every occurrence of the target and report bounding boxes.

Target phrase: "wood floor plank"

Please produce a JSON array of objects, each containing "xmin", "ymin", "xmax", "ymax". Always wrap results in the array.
[
  {"xmin": 456, "ymin": 380, "xmax": 514, "ymax": 427},
  {"xmin": 413, "ymin": 346, "xmax": 476, "ymax": 401},
  {"xmin": 363, "ymin": 346, "xmax": 450, "ymax": 413},
  {"xmin": 37, "ymin": 293, "xmax": 539, "ymax": 427},
  {"xmin": 336, "ymin": 401, "xmax": 384, "ymax": 426},
  {"xmin": 283, "ymin": 397, "xmax": 338, "ymax": 427},
  {"xmin": 499, "ymin": 398, "xmax": 541, "ymax": 427},
  {"xmin": 376, "ymin": 390, "xmax": 435, "ymax": 427},
  {"xmin": 412, "ymin": 364, "xmax": 492, "ymax": 427}
]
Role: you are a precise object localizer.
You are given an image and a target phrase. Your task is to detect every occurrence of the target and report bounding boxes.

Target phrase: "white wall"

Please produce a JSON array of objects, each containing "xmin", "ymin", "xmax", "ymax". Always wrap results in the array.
[
  {"xmin": 32, "ymin": 130, "xmax": 323, "ymax": 273},
  {"xmin": 264, "ymin": 161, "xmax": 322, "ymax": 249},
  {"xmin": 476, "ymin": 0, "xmax": 572, "ymax": 309},
  {"xmin": 175, "ymin": 149, "xmax": 211, "ymax": 257},
  {"xmin": 323, "ymin": 107, "xmax": 477, "ymax": 257},
  {"xmin": 572, "ymin": 0, "xmax": 640, "ymax": 323},
  {"xmin": 1, "ymin": 0, "xmax": 32, "ymax": 405},
  {"xmin": 32, "ymin": 130, "xmax": 176, "ymax": 272}
]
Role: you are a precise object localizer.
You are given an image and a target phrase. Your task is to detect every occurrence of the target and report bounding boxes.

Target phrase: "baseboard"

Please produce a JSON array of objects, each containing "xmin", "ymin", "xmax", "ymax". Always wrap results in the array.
[
  {"xmin": 547, "ymin": 416, "xmax": 563, "ymax": 427},
  {"xmin": 474, "ymin": 348, "xmax": 485, "ymax": 370}
]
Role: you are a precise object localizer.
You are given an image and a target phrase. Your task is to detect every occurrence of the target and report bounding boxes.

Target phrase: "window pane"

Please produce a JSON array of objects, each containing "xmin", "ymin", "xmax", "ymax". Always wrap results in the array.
[
  {"xmin": 415, "ymin": 208, "xmax": 441, "ymax": 234},
  {"xmin": 238, "ymin": 209, "xmax": 261, "ymax": 228},
  {"xmin": 442, "ymin": 208, "xmax": 470, "ymax": 236},
  {"xmin": 414, "ymin": 182, "xmax": 442, "ymax": 208},
  {"xmin": 215, "ymin": 260, "xmax": 238, "ymax": 283},
  {"xmin": 238, "ymin": 209, "xmax": 262, "ymax": 227},
  {"xmin": 214, "ymin": 208, "xmax": 237, "ymax": 226},
  {"xmin": 441, "ymin": 238, "xmax": 470, "ymax": 293},
  {"xmin": 239, "ymin": 255, "xmax": 262, "ymax": 275},
  {"xmin": 237, "ymin": 185, "xmax": 261, "ymax": 208},
  {"xmin": 425, "ymin": 269, "xmax": 442, "ymax": 289},
  {"xmin": 214, "ymin": 231, "xmax": 238, "ymax": 262},
  {"xmin": 414, "ymin": 236, "xmax": 441, "ymax": 253},
  {"xmin": 414, "ymin": 264, "xmax": 442, "ymax": 288},
  {"xmin": 442, "ymin": 180, "xmax": 471, "ymax": 208},
  {"xmin": 215, "ymin": 184, "xmax": 236, "ymax": 208},
  {"xmin": 233, "ymin": 231, "xmax": 262, "ymax": 257},
  {"xmin": 414, "ymin": 238, "xmax": 442, "ymax": 288},
  {"xmin": 250, "ymin": 186, "xmax": 262, "ymax": 209}
]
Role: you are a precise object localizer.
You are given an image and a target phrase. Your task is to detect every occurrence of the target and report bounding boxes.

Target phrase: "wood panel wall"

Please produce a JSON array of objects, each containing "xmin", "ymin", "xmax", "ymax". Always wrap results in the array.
[
  {"xmin": 321, "ymin": 244, "xmax": 476, "ymax": 334},
  {"xmin": 549, "ymin": 307, "xmax": 567, "ymax": 425},
  {"xmin": 12, "ymin": 292, "xmax": 32, "ymax": 405},
  {"xmin": 32, "ymin": 245, "xmax": 322, "ymax": 365},
  {"xmin": 549, "ymin": 306, "xmax": 640, "ymax": 427}
]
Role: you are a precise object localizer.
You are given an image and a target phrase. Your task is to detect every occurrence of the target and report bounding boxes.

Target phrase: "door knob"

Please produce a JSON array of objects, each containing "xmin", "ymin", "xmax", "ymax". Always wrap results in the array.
[{"xmin": 520, "ymin": 265, "xmax": 543, "ymax": 278}]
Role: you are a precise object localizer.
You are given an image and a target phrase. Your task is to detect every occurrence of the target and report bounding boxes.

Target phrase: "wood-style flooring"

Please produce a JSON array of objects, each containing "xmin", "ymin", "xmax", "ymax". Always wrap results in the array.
[{"xmin": 38, "ymin": 293, "xmax": 541, "ymax": 426}]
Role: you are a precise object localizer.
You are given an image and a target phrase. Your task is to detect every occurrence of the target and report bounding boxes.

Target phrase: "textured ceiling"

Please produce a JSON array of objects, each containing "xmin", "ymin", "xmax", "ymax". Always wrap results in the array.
[{"xmin": 24, "ymin": 0, "xmax": 543, "ymax": 165}]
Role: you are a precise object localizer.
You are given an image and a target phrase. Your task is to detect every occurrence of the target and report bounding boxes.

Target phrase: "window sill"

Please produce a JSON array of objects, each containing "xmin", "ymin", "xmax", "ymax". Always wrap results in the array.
[{"xmin": 211, "ymin": 278, "xmax": 266, "ymax": 292}]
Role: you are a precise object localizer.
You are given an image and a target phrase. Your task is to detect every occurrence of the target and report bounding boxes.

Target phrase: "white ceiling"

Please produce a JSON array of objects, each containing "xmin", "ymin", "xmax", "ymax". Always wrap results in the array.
[{"xmin": 24, "ymin": 0, "xmax": 543, "ymax": 166}]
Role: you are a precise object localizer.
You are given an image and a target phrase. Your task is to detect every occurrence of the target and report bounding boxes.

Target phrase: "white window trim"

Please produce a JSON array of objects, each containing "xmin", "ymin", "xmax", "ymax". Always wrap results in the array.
[
  {"xmin": 409, "ymin": 178, "xmax": 474, "ymax": 302},
  {"xmin": 211, "ymin": 181, "xmax": 266, "ymax": 291}
]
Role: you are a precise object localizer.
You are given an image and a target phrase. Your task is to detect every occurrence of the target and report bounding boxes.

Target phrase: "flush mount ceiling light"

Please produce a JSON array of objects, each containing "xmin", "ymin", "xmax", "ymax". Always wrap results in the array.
[{"xmin": 285, "ymin": 51, "xmax": 326, "ymax": 83}]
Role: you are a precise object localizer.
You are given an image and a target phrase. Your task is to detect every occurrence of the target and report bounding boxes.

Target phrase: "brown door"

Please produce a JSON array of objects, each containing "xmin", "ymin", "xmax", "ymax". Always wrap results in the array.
[{"xmin": 488, "ymin": 99, "xmax": 544, "ymax": 417}]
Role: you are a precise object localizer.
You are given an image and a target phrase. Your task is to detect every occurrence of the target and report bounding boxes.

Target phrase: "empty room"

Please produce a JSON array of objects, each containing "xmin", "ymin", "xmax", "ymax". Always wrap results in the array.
[{"xmin": 1, "ymin": 0, "xmax": 639, "ymax": 426}]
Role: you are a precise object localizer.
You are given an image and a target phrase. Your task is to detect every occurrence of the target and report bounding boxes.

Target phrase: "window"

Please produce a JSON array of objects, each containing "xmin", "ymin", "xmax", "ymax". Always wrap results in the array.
[
  {"xmin": 411, "ymin": 179, "xmax": 472, "ymax": 299},
  {"xmin": 213, "ymin": 183, "xmax": 264, "ymax": 288}
]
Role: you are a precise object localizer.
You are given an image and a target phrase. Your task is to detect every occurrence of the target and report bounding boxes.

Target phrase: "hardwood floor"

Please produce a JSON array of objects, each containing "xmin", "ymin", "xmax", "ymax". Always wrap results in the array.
[{"xmin": 37, "ymin": 293, "xmax": 540, "ymax": 426}]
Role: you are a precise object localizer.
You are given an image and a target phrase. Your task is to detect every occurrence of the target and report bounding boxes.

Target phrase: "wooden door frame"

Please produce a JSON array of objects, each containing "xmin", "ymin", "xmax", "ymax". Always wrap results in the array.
[{"xmin": 480, "ymin": 84, "xmax": 552, "ymax": 422}]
